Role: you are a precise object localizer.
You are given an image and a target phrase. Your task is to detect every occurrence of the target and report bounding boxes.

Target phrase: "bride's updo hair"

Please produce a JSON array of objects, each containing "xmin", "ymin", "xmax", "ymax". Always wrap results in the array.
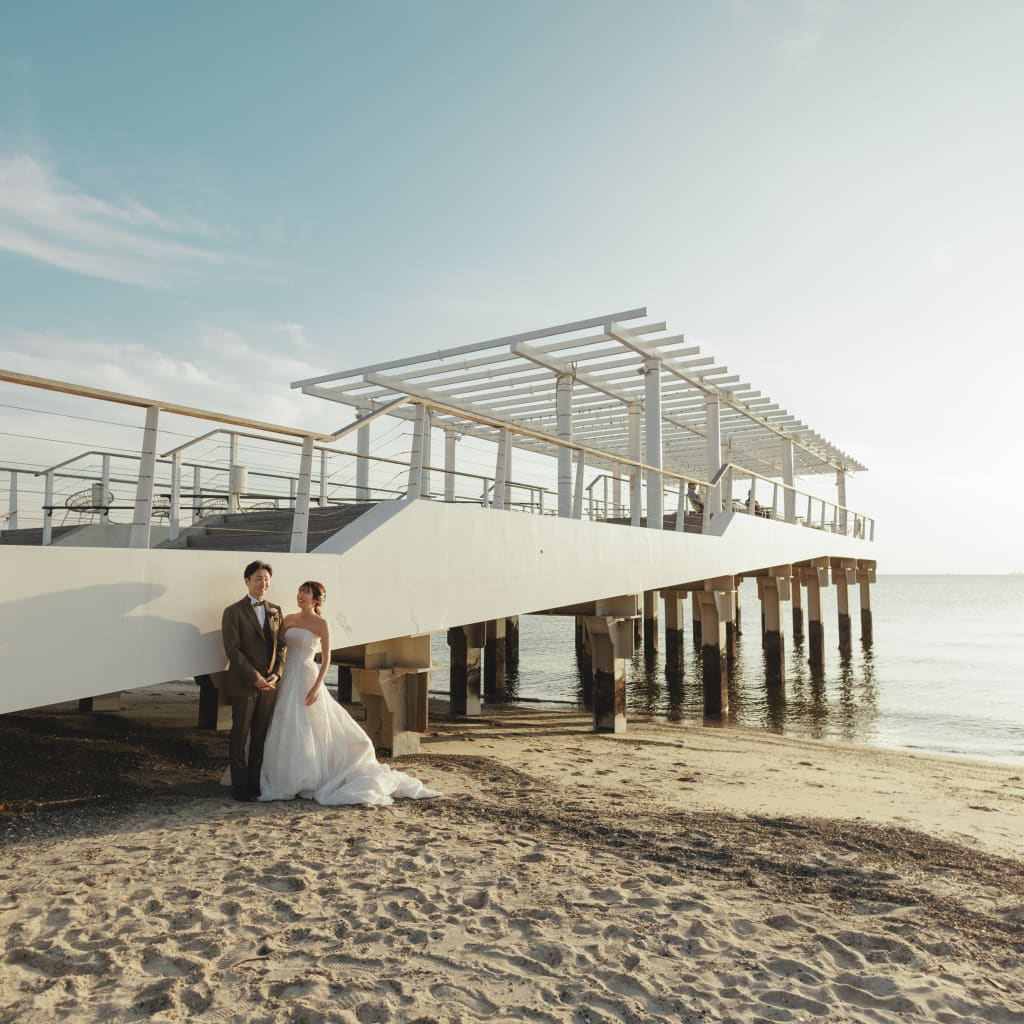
[{"xmin": 300, "ymin": 580, "xmax": 326, "ymax": 614}]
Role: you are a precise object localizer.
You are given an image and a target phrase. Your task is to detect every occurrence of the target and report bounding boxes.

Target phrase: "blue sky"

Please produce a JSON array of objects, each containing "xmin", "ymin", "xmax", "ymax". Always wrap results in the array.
[{"xmin": 1, "ymin": 1, "xmax": 1022, "ymax": 571}]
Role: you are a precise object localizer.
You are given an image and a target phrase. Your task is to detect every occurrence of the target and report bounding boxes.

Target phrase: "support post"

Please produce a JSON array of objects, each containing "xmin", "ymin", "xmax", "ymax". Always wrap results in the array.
[
  {"xmin": 79, "ymin": 692, "xmax": 121, "ymax": 712},
  {"xmin": 192, "ymin": 465, "xmax": 202, "ymax": 522},
  {"xmin": 762, "ymin": 570, "xmax": 791, "ymax": 687},
  {"xmin": 556, "ymin": 373, "xmax": 573, "ymax": 518},
  {"xmin": 792, "ymin": 574, "xmax": 804, "ymax": 641},
  {"xmin": 572, "ymin": 450, "xmax": 585, "ymax": 519},
  {"xmin": 696, "ymin": 589, "xmax": 729, "ymax": 716},
  {"xmin": 836, "ymin": 469, "xmax": 848, "ymax": 535},
  {"xmin": 692, "ymin": 591, "xmax": 702, "ymax": 647},
  {"xmin": 783, "ymin": 438, "xmax": 796, "ymax": 524},
  {"xmin": 169, "ymin": 452, "xmax": 182, "ymax": 542},
  {"xmin": 196, "ymin": 673, "xmax": 231, "ymax": 730},
  {"xmin": 447, "ymin": 623, "xmax": 484, "ymax": 716},
  {"xmin": 704, "ymin": 394, "xmax": 722, "ymax": 520},
  {"xmin": 833, "ymin": 559, "xmax": 854, "ymax": 655},
  {"xmin": 644, "ymin": 358, "xmax": 662, "ymax": 530},
  {"xmin": 421, "ymin": 410, "xmax": 432, "ymax": 499},
  {"xmin": 858, "ymin": 563, "xmax": 874, "ymax": 645},
  {"xmin": 407, "ymin": 404, "xmax": 428, "ymax": 500},
  {"xmin": 664, "ymin": 591, "xmax": 686, "ymax": 677},
  {"xmin": 6, "ymin": 470, "xmax": 18, "ymax": 531},
  {"xmin": 290, "ymin": 435, "xmax": 315, "ymax": 553},
  {"xmin": 628, "ymin": 401, "xmax": 642, "ymax": 526},
  {"xmin": 356, "ymin": 421, "xmax": 370, "ymax": 499},
  {"xmin": 804, "ymin": 563, "xmax": 827, "ymax": 673},
  {"xmin": 612, "ymin": 467, "xmax": 622, "ymax": 518},
  {"xmin": 505, "ymin": 615, "xmax": 520, "ymax": 673},
  {"xmin": 129, "ymin": 405, "xmax": 159, "ymax": 549},
  {"xmin": 585, "ymin": 615, "xmax": 633, "ymax": 733},
  {"xmin": 576, "ymin": 616, "xmax": 594, "ymax": 706},
  {"xmin": 643, "ymin": 589, "xmax": 659, "ymax": 658},
  {"xmin": 484, "ymin": 618, "xmax": 507, "ymax": 698},
  {"xmin": 319, "ymin": 448, "xmax": 329, "ymax": 507},
  {"xmin": 493, "ymin": 429, "xmax": 509, "ymax": 511},
  {"xmin": 443, "ymin": 426, "xmax": 458, "ymax": 502},
  {"xmin": 99, "ymin": 454, "xmax": 111, "ymax": 524},
  {"xmin": 42, "ymin": 470, "xmax": 54, "ymax": 545}
]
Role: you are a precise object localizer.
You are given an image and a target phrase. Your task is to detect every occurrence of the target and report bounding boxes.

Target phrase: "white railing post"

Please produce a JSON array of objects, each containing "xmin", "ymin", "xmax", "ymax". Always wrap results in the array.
[
  {"xmin": 228, "ymin": 432, "xmax": 241, "ymax": 511},
  {"xmin": 705, "ymin": 394, "xmax": 722, "ymax": 518},
  {"xmin": 675, "ymin": 476, "xmax": 686, "ymax": 532},
  {"xmin": 421, "ymin": 410, "xmax": 433, "ymax": 499},
  {"xmin": 319, "ymin": 448, "xmax": 329, "ymax": 507},
  {"xmin": 129, "ymin": 405, "xmax": 160, "ymax": 549},
  {"xmin": 192, "ymin": 465, "xmax": 202, "ymax": 523},
  {"xmin": 356, "ymin": 421, "xmax": 370, "ymax": 499},
  {"xmin": 481, "ymin": 479, "xmax": 491, "ymax": 507},
  {"xmin": 572, "ymin": 450, "xmax": 585, "ymax": 519},
  {"xmin": 783, "ymin": 438, "xmax": 796, "ymax": 524},
  {"xmin": 612, "ymin": 467, "xmax": 622, "ymax": 518},
  {"xmin": 493, "ymin": 428, "xmax": 509, "ymax": 511},
  {"xmin": 169, "ymin": 452, "xmax": 182, "ymax": 542},
  {"xmin": 42, "ymin": 470, "xmax": 54, "ymax": 544},
  {"xmin": 771, "ymin": 483, "xmax": 779, "ymax": 521},
  {"xmin": 836, "ymin": 469, "xmax": 848, "ymax": 534},
  {"xmin": 290, "ymin": 435, "xmax": 315, "ymax": 553},
  {"xmin": 806, "ymin": 494, "xmax": 812, "ymax": 526}
]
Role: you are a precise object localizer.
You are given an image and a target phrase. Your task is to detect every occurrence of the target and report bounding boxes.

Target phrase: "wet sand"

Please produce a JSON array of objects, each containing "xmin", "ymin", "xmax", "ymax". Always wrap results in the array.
[{"xmin": 1, "ymin": 689, "xmax": 1022, "ymax": 1023}]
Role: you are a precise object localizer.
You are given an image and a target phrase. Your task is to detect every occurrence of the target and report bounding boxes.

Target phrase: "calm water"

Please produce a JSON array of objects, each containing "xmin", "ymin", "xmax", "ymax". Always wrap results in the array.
[{"xmin": 431, "ymin": 576, "xmax": 1024, "ymax": 766}]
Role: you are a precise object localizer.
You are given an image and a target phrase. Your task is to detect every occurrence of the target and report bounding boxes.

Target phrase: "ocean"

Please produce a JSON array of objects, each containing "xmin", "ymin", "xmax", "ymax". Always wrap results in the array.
[{"xmin": 431, "ymin": 575, "xmax": 1024, "ymax": 766}]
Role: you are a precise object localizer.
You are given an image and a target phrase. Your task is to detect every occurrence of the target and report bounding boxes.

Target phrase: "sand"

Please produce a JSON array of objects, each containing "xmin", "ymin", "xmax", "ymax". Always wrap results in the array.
[{"xmin": 1, "ymin": 698, "xmax": 1022, "ymax": 1023}]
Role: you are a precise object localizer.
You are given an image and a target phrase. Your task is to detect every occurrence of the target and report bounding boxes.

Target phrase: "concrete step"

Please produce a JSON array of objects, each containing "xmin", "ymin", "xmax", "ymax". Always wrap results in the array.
[{"xmin": 0, "ymin": 526, "xmax": 81, "ymax": 546}]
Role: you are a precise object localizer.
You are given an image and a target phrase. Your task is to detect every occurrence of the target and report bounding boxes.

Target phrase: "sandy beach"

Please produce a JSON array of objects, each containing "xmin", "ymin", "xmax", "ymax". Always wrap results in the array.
[{"xmin": 1, "ymin": 693, "xmax": 1022, "ymax": 1023}]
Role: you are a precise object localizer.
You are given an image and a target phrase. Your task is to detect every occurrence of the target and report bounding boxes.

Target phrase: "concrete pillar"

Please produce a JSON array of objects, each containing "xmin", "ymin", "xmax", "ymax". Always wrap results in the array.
[
  {"xmin": 196, "ymin": 674, "xmax": 231, "ymax": 730},
  {"xmin": 290, "ymin": 435, "xmax": 315, "ymax": 553},
  {"xmin": 644, "ymin": 358, "xmax": 663, "ymax": 530},
  {"xmin": 805, "ymin": 567, "xmax": 826, "ymax": 674},
  {"xmin": 664, "ymin": 591, "xmax": 686, "ymax": 677},
  {"xmin": 556, "ymin": 373, "xmax": 573, "ymax": 518},
  {"xmin": 696, "ymin": 590, "xmax": 729, "ymax": 716},
  {"xmin": 628, "ymin": 402, "xmax": 642, "ymax": 526},
  {"xmin": 505, "ymin": 615, "xmax": 520, "ymax": 672},
  {"xmin": 421, "ymin": 410, "xmax": 433, "ymax": 499},
  {"xmin": 761, "ymin": 575, "xmax": 789, "ymax": 687},
  {"xmin": 723, "ymin": 588, "xmax": 738, "ymax": 661},
  {"xmin": 494, "ymin": 428, "xmax": 510, "ymax": 511},
  {"xmin": 99, "ymin": 454, "xmax": 111, "ymax": 524},
  {"xmin": 169, "ymin": 452, "xmax": 182, "ymax": 542},
  {"xmin": 833, "ymin": 560, "xmax": 854, "ymax": 655},
  {"xmin": 407, "ymin": 404, "xmax": 428, "ymax": 500},
  {"xmin": 858, "ymin": 564, "xmax": 874, "ymax": 645},
  {"xmin": 443, "ymin": 427, "xmax": 458, "ymax": 502},
  {"xmin": 836, "ymin": 469, "xmax": 848, "ymax": 534},
  {"xmin": 792, "ymin": 575, "xmax": 804, "ymax": 641},
  {"xmin": 572, "ymin": 450, "xmax": 585, "ymax": 520},
  {"xmin": 447, "ymin": 623, "xmax": 484, "ymax": 716},
  {"xmin": 643, "ymin": 589, "xmax": 659, "ymax": 658},
  {"xmin": 336, "ymin": 665, "xmax": 353, "ymax": 703},
  {"xmin": 577, "ymin": 617, "xmax": 594, "ymax": 706},
  {"xmin": 193, "ymin": 465, "xmax": 203, "ymax": 521},
  {"xmin": 354, "ymin": 667, "xmax": 429, "ymax": 756},
  {"xmin": 129, "ymin": 405, "xmax": 160, "ymax": 549},
  {"xmin": 612, "ymin": 467, "xmax": 622, "ymax": 518},
  {"xmin": 484, "ymin": 618, "xmax": 507, "ymax": 698},
  {"xmin": 6, "ymin": 470, "xmax": 18, "ymax": 531},
  {"xmin": 704, "ymin": 394, "xmax": 722, "ymax": 520},
  {"xmin": 79, "ymin": 692, "xmax": 121, "ymax": 712},
  {"xmin": 356, "ymin": 421, "xmax": 370, "ymax": 499},
  {"xmin": 783, "ymin": 438, "xmax": 796, "ymax": 524},
  {"xmin": 585, "ymin": 615, "xmax": 633, "ymax": 733},
  {"xmin": 692, "ymin": 592, "xmax": 702, "ymax": 647}
]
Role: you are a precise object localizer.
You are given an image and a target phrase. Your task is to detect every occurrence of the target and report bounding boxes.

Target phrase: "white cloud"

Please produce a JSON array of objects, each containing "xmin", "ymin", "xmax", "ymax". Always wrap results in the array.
[{"xmin": 0, "ymin": 153, "xmax": 245, "ymax": 289}]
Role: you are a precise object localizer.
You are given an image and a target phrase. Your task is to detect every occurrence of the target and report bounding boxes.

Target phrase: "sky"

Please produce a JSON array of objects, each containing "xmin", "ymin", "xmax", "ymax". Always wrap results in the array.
[{"xmin": 1, "ymin": 0, "xmax": 1022, "ymax": 572}]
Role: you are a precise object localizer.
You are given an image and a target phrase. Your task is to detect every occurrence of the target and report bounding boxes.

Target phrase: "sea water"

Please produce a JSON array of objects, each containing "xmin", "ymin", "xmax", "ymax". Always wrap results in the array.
[{"xmin": 431, "ymin": 575, "xmax": 1024, "ymax": 766}]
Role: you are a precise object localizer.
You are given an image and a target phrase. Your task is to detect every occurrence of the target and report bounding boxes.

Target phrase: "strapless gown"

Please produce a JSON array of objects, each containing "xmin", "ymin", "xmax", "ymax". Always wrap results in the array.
[{"xmin": 259, "ymin": 627, "xmax": 440, "ymax": 806}]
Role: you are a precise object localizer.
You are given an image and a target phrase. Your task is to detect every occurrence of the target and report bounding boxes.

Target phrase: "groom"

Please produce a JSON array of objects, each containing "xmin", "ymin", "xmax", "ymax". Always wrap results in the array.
[{"xmin": 221, "ymin": 560, "xmax": 287, "ymax": 801}]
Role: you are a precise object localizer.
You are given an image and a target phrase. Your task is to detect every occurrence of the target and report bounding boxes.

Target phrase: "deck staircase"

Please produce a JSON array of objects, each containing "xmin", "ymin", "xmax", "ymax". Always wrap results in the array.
[
  {"xmin": 0, "ymin": 525, "xmax": 81, "ymax": 546},
  {"xmin": 165, "ymin": 503, "xmax": 379, "ymax": 553}
]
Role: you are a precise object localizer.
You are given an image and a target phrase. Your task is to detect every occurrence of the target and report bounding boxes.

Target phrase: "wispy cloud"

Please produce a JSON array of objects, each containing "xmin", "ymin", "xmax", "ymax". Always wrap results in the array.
[
  {"xmin": 0, "ymin": 153, "xmax": 245, "ymax": 290},
  {"xmin": 778, "ymin": 0, "xmax": 834, "ymax": 55}
]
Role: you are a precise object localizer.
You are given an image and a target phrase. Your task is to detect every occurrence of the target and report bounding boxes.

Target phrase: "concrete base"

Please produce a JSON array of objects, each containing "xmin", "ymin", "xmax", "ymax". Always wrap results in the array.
[
  {"xmin": 808, "ymin": 620, "xmax": 825, "ymax": 673},
  {"xmin": 448, "ymin": 623, "xmax": 484, "ymax": 716},
  {"xmin": 484, "ymin": 618, "xmax": 507, "ymax": 697},
  {"xmin": 764, "ymin": 631, "xmax": 786, "ymax": 687},
  {"xmin": 355, "ymin": 667, "xmax": 429, "ymax": 756},
  {"xmin": 585, "ymin": 614, "xmax": 634, "ymax": 733},
  {"xmin": 861, "ymin": 608, "xmax": 873, "ymax": 645},
  {"xmin": 196, "ymin": 673, "xmax": 232, "ymax": 731},
  {"xmin": 78, "ymin": 691, "xmax": 122, "ymax": 713},
  {"xmin": 505, "ymin": 615, "xmax": 520, "ymax": 673}
]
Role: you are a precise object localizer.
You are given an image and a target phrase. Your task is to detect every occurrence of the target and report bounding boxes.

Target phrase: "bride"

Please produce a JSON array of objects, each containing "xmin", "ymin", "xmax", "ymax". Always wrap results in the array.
[{"xmin": 259, "ymin": 581, "xmax": 439, "ymax": 806}]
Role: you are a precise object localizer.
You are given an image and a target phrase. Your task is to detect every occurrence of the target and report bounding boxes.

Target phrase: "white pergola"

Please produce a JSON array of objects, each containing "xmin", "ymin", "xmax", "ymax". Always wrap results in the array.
[{"xmin": 292, "ymin": 307, "xmax": 867, "ymax": 522}]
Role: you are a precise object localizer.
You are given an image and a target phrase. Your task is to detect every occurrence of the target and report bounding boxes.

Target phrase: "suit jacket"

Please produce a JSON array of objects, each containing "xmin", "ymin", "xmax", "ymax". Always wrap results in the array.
[{"xmin": 221, "ymin": 596, "xmax": 287, "ymax": 699}]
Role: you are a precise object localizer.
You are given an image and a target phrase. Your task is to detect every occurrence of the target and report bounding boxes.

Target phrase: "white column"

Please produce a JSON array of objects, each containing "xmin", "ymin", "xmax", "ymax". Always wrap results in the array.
[
  {"xmin": 644, "ymin": 358, "xmax": 663, "ymax": 530},
  {"xmin": 290, "ymin": 435, "xmax": 315, "ymax": 553},
  {"xmin": 612, "ymin": 466, "xmax": 622, "ymax": 518},
  {"xmin": 493, "ymin": 428, "xmax": 509, "ymax": 511},
  {"xmin": 629, "ymin": 401, "xmax": 642, "ymax": 526},
  {"xmin": 556, "ymin": 373, "xmax": 573, "ymax": 518},
  {"xmin": 7, "ymin": 471, "xmax": 18, "ymax": 530},
  {"xmin": 129, "ymin": 405, "xmax": 160, "ymax": 549},
  {"xmin": 228, "ymin": 432, "xmax": 240, "ymax": 510},
  {"xmin": 836, "ymin": 469, "xmax": 848, "ymax": 534},
  {"xmin": 407, "ymin": 404, "xmax": 428, "ymax": 500},
  {"xmin": 169, "ymin": 452, "xmax": 182, "ymax": 542},
  {"xmin": 783, "ymin": 437, "xmax": 796, "ymax": 524},
  {"xmin": 421, "ymin": 410, "xmax": 433, "ymax": 499},
  {"xmin": 356, "ymin": 422, "xmax": 370, "ymax": 499},
  {"xmin": 192, "ymin": 465, "xmax": 202, "ymax": 523},
  {"xmin": 704, "ymin": 394, "xmax": 721, "ymax": 520},
  {"xmin": 443, "ymin": 426, "xmax": 458, "ymax": 503},
  {"xmin": 572, "ymin": 450, "xmax": 585, "ymax": 519},
  {"xmin": 99, "ymin": 454, "xmax": 111, "ymax": 524},
  {"xmin": 319, "ymin": 448, "xmax": 329, "ymax": 507}
]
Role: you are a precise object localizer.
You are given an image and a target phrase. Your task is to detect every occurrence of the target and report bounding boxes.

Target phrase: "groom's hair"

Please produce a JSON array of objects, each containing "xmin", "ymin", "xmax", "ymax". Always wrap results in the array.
[{"xmin": 244, "ymin": 560, "xmax": 273, "ymax": 580}]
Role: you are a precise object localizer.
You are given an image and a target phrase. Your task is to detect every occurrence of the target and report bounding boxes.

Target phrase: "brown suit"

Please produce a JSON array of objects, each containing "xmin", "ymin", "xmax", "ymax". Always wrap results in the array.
[{"xmin": 221, "ymin": 596, "xmax": 287, "ymax": 795}]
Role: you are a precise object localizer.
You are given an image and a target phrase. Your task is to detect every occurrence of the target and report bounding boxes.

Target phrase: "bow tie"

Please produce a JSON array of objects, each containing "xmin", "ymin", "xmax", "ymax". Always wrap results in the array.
[{"xmin": 251, "ymin": 600, "xmax": 265, "ymax": 607}]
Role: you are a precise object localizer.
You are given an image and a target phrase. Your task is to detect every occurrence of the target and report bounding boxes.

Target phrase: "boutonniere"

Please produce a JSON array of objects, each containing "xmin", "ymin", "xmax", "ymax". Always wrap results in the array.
[{"xmin": 269, "ymin": 609, "xmax": 280, "ymax": 622}]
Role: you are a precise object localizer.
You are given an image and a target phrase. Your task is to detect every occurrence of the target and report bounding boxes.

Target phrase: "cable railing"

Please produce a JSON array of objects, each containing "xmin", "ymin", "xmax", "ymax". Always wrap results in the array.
[{"xmin": 0, "ymin": 369, "xmax": 875, "ymax": 548}]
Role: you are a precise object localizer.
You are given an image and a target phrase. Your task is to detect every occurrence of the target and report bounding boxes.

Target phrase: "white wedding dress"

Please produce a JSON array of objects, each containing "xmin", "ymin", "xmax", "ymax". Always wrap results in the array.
[{"xmin": 259, "ymin": 627, "xmax": 440, "ymax": 806}]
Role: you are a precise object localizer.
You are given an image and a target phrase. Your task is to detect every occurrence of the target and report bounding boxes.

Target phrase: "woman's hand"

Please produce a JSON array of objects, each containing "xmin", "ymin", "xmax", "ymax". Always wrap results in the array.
[{"xmin": 305, "ymin": 685, "xmax": 321, "ymax": 706}]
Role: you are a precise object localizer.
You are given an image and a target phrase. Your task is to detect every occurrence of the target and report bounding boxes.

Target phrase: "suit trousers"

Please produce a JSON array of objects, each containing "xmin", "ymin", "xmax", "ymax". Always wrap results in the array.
[{"xmin": 229, "ymin": 688, "xmax": 278, "ymax": 793}]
